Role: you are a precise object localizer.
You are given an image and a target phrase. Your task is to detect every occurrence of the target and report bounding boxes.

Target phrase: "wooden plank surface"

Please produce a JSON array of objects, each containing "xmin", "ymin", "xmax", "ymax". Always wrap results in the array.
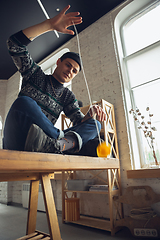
[
  {"xmin": 28, "ymin": 234, "xmax": 44, "ymax": 240},
  {"xmin": 41, "ymin": 174, "xmax": 61, "ymax": 240},
  {"xmin": 65, "ymin": 215, "xmax": 111, "ymax": 231},
  {"xmin": 26, "ymin": 180, "xmax": 39, "ymax": 235},
  {"xmin": 127, "ymin": 168, "xmax": 160, "ymax": 179},
  {"xmin": 0, "ymin": 149, "xmax": 119, "ymax": 173},
  {"xmin": 16, "ymin": 232, "xmax": 37, "ymax": 240},
  {"xmin": 16, "ymin": 231, "xmax": 51, "ymax": 240},
  {"xmin": 0, "ymin": 173, "xmax": 41, "ymax": 182},
  {"xmin": 0, "ymin": 173, "xmax": 55, "ymax": 182}
]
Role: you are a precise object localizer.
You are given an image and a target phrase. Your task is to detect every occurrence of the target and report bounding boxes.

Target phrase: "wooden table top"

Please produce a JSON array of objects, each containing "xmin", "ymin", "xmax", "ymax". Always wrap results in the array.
[
  {"xmin": 0, "ymin": 149, "xmax": 119, "ymax": 182},
  {"xmin": 0, "ymin": 149, "xmax": 119, "ymax": 173}
]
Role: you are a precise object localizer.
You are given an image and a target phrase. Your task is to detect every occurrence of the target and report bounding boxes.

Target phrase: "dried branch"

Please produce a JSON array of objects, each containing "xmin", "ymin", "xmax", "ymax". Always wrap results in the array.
[{"xmin": 129, "ymin": 107, "xmax": 158, "ymax": 165}]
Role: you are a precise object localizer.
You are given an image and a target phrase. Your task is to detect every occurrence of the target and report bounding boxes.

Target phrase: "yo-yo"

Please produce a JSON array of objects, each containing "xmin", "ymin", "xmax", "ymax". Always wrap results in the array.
[{"xmin": 97, "ymin": 142, "xmax": 111, "ymax": 158}]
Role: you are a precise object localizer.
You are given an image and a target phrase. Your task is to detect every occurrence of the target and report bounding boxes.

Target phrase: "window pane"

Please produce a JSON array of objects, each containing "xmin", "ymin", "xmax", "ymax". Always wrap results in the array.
[
  {"xmin": 124, "ymin": 3, "xmax": 160, "ymax": 55},
  {"xmin": 126, "ymin": 45, "xmax": 160, "ymax": 88},
  {"xmin": 133, "ymin": 80, "xmax": 160, "ymax": 164}
]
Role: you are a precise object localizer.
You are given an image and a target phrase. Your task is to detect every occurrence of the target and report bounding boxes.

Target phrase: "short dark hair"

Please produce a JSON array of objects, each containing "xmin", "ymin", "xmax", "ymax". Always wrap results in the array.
[{"xmin": 60, "ymin": 52, "xmax": 81, "ymax": 71}]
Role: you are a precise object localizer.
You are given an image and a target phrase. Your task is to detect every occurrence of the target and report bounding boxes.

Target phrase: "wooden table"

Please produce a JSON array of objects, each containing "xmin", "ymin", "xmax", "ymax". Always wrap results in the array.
[{"xmin": 0, "ymin": 149, "xmax": 119, "ymax": 240}]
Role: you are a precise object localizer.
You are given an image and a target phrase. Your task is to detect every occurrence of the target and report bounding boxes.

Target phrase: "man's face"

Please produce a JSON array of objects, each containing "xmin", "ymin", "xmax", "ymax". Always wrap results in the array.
[{"xmin": 53, "ymin": 58, "xmax": 80, "ymax": 84}]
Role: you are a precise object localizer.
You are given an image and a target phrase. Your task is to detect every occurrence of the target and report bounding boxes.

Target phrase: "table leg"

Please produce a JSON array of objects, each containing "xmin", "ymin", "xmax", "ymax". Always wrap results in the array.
[
  {"xmin": 41, "ymin": 174, "xmax": 61, "ymax": 240},
  {"xmin": 61, "ymin": 171, "xmax": 65, "ymax": 223},
  {"xmin": 26, "ymin": 180, "xmax": 39, "ymax": 235}
]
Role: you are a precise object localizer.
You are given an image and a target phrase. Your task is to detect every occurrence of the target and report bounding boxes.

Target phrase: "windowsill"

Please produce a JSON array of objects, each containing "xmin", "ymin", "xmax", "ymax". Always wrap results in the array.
[{"xmin": 127, "ymin": 167, "xmax": 160, "ymax": 179}]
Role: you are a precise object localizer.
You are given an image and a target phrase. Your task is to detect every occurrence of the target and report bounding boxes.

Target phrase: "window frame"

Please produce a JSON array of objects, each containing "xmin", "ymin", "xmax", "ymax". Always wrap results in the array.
[{"xmin": 114, "ymin": 0, "xmax": 159, "ymax": 169}]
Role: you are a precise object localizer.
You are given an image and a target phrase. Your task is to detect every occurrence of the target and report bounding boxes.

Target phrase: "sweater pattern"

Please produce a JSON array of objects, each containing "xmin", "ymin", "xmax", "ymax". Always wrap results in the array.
[{"xmin": 7, "ymin": 31, "xmax": 84, "ymax": 126}]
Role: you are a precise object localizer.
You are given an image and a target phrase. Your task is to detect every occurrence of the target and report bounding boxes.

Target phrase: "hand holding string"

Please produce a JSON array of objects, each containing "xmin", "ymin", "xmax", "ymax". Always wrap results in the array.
[{"xmin": 88, "ymin": 105, "xmax": 107, "ymax": 122}]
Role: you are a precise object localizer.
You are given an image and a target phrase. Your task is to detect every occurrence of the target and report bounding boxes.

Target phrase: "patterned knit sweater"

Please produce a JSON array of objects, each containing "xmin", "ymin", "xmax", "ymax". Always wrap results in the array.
[{"xmin": 7, "ymin": 30, "xmax": 84, "ymax": 126}]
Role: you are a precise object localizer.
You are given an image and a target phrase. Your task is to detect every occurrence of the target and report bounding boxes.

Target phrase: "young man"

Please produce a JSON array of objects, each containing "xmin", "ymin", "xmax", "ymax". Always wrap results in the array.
[{"xmin": 3, "ymin": 5, "xmax": 106, "ymax": 154}]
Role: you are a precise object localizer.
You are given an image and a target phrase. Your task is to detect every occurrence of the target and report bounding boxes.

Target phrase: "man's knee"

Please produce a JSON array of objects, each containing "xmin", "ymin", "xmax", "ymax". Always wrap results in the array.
[
  {"xmin": 85, "ymin": 118, "xmax": 101, "ymax": 132},
  {"xmin": 11, "ymin": 96, "xmax": 41, "ymax": 116},
  {"xmin": 13, "ymin": 96, "xmax": 36, "ymax": 108}
]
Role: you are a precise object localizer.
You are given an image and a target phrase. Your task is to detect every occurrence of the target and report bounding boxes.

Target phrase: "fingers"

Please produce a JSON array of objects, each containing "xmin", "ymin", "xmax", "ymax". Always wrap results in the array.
[
  {"xmin": 99, "ymin": 110, "xmax": 106, "ymax": 122},
  {"xmin": 60, "ymin": 5, "xmax": 81, "ymax": 21},
  {"xmin": 63, "ymin": 29, "xmax": 75, "ymax": 35},
  {"xmin": 63, "ymin": 17, "xmax": 82, "ymax": 35},
  {"xmin": 60, "ymin": 5, "xmax": 71, "ymax": 15},
  {"xmin": 55, "ymin": 5, "xmax": 82, "ymax": 35},
  {"xmin": 67, "ymin": 11, "xmax": 81, "ymax": 17},
  {"xmin": 66, "ymin": 14, "xmax": 82, "ymax": 28},
  {"xmin": 71, "ymin": 17, "xmax": 82, "ymax": 25},
  {"xmin": 90, "ymin": 105, "xmax": 106, "ymax": 122}
]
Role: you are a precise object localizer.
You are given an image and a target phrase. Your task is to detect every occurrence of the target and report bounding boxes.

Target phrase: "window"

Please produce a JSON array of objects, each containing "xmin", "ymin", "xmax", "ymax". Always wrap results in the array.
[
  {"xmin": 0, "ymin": 116, "xmax": 2, "ymax": 130},
  {"xmin": 120, "ymin": 1, "xmax": 160, "ymax": 168}
]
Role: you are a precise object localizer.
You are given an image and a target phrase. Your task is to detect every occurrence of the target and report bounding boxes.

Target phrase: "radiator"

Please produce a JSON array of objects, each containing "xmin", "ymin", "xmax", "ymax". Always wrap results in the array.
[{"xmin": 22, "ymin": 183, "xmax": 45, "ymax": 212}]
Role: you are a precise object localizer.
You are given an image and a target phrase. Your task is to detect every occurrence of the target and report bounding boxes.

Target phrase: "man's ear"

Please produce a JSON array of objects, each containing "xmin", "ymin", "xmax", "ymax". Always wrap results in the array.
[{"xmin": 56, "ymin": 58, "xmax": 61, "ymax": 65}]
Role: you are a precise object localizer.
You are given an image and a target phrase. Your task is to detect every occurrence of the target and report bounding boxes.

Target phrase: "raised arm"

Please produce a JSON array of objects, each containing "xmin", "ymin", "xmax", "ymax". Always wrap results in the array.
[
  {"xmin": 7, "ymin": 5, "xmax": 82, "ymax": 78},
  {"xmin": 23, "ymin": 5, "xmax": 82, "ymax": 40}
]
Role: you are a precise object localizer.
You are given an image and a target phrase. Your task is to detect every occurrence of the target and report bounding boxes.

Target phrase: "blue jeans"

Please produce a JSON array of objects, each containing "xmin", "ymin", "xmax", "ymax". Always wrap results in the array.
[{"xmin": 3, "ymin": 96, "xmax": 101, "ymax": 151}]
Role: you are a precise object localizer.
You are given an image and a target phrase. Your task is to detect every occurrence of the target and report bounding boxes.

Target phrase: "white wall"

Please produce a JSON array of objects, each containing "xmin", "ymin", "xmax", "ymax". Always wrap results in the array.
[{"xmin": 0, "ymin": 72, "xmax": 21, "ymax": 203}]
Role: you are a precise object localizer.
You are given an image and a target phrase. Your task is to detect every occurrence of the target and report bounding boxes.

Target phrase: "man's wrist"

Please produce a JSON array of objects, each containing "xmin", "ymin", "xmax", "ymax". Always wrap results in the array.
[
  {"xmin": 22, "ymin": 20, "xmax": 52, "ymax": 41},
  {"xmin": 81, "ymin": 111, "xmax": 91, "ymax": 123}
]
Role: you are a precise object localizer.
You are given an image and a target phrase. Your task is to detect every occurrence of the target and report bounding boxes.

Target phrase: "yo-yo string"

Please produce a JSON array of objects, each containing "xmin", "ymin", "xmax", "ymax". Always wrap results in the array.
[
  {"xmin": 35, "ymin": 2, "xmax": 109, "ymax": 156},
  {"xmin": 72, "ymin": 22, "xmax": 101, "ymax": 144},
  {"xmin": 35, "ymin": 1, "xmax": 102, "ymax": 147}
]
